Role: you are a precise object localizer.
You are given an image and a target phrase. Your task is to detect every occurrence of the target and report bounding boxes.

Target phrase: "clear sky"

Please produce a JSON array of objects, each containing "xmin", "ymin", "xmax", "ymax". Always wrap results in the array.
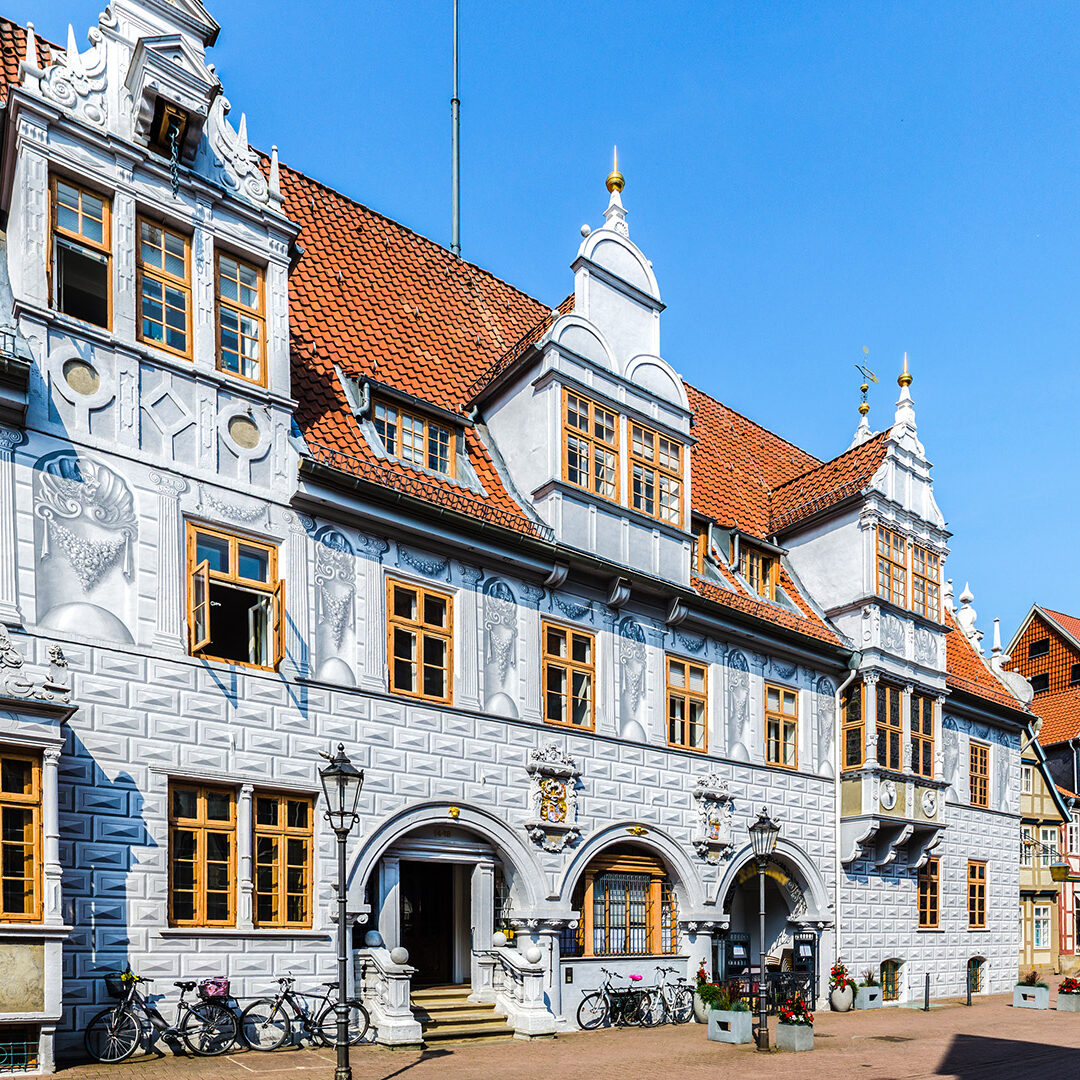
[{"xmin": 19, "ymin": 0, "xmax": 1080, "ymax": 644}]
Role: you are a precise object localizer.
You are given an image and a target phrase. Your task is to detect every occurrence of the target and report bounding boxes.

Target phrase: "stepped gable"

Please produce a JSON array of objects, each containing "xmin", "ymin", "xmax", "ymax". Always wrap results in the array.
[
  {"xmin": 0, "ymin": 19, "xmax": 55, "ymax": 102},
  {"xmin": 1032, "ymin": 688, "xmax": 1080, "ymax": 746},
  {"xmin": 770, "ymin": 432, "xmax": 890, "ymax": 533},
  {"xmin": 945, "ymin": 610, "xmax": 1025, "ymax": 710}
]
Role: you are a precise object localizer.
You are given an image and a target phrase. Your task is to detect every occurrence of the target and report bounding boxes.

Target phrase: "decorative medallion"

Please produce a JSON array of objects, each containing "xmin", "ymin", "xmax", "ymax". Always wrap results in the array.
[
  {"xmin": 448, "ymin": 806, "xmax": 460, "ymax": 819},
  {"xmin": 921, "ymin": 789, "xmax": 937, "ymax": 818},
  {"xmin": 879, "ymin": 778, "xmax": 897, "ymax": 811},
  {"xmin": 691, "ymin": 773, "xmax": 735, "ymax": 863},
  {"xmin": 626, "ymin": 825, "xmax": 649, "ymax": 837},
  {"xmin": 524, "ymin": 743, "xmax": 581, "ymax": 853}
]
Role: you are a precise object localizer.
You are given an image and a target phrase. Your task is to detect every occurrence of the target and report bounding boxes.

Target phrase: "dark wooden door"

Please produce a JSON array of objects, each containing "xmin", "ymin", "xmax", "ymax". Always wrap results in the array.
[{"xmin": 400, "ymin": 861, "xmax": 453, "ymax": 986}]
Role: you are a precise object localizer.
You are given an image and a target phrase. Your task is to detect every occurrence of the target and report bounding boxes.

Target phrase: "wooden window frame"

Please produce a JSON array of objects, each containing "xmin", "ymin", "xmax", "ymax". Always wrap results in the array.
[
  {"xmin": 629, "ymin": 421, "xmax": 684, "ymax": 527},
  {"xmin": 967, "ymin": 860, "xmax": 987, "ymax": 930},
  {"xmin": 880, "ymin": 959, "xmax": 900, "ymax": 1001},
  {"xmin": 215, "ymin": 250, "xmax": 267, "ymax": 386},
  {"xmin": 876, "ymin": 525, "xmax": 907, "ymax": 608},
  {"xmin": 736, "ymin": 543, "xmax": 777, "ymax": 600},
  {"xmin": 969, "ymin": 742, "xmax": 989, "ymax": 808},
  {"xmin": 579, "ymin": 852, "xmax": 677, "ymax": 958},
  {"xmin": 185, "ymin": 523, "xmax": 284, "ymax": 671},
  {"xmin": 666, "ymin": 655, "xmax": 707, "ymax": 752},
  {"xmin": 372, "ymin": 398, "xmax": 456, "ymax": 478},
  {"xmin": 910, "ymin": 691, "xmax": 934, "ymax": 778},
  {"xmin": 842, "ymin": 681, "xmax": 864, "ymax": 770},
  {"xmin": 135, "ymin": 214, "xmax": 192, "ymax": 359},
  {"xmin": 49, "ymin": 175, "xmax": 112, "ymax": 330},
  {"xmin": 253, "ymin": 791, "xmax": 314, "ymax": 929},
  {"xmin": 918, "ymin": 856, "xmax": 940, "ymax": 929},
  {"xmin": 765, "ymin": 683, "xmax": 798, "ymax": 770},
  {"xmin": 168, "ymin": 783, "xmax": 236, "ymax": 928},
  {"xmin": 1020, "ymin": 825, "xmax": 1033, "ymax": 868},
  {"xmin": 0, "ymin": 751, "xmax": 42, "ymax": 923},
  {"xmin": 386, "ymin": 577, "xmax": 454, "ymax": 704},
  {"xmin": 541, "ymin": 621, "xmax": 596, "ymax": 731},
  {"xmin": 911, "ymin": 545, "xmax": 941, "ymax": 621},
  {"xmin": 692, "ymin": 521, "xmax": 708, "ymax": 576},
  {"xmin": 562, "ymin": 389, "xmax": 620, "ymax": 502},
  {"xmin": 1039, "ymin": 826, "xmax": 1059, "ymax": 869},
  {"xmin": 876, "ymin": 682, "xmax": 903, "ymax": 772}
]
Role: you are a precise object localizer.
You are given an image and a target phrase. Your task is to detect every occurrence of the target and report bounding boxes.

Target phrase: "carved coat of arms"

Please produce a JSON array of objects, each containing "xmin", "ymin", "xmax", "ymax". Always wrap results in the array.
[{"xmin": 525, "ymin": 744, "xmax": 581, "ymax": 852}]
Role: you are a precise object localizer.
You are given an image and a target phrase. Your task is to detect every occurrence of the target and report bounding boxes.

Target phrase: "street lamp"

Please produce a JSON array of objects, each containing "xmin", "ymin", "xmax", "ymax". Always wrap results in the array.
[
  {"xmin": 319, "ymin": 744, "xmax": 365, "ymax": 1080},
  {"xmin": 748, "ymin": 807, "xmax": 781, "ymax": 1052}
]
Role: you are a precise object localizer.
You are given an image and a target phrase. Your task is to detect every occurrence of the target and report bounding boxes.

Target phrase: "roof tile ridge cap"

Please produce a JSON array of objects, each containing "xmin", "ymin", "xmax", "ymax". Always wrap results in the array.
[
  {"xmin": 1039, "ymin": 605, "xmax": 1080, "ymax": 625},
  {"xmin": 5, "ymin": 18, "xmax": 60, "ymax": 56},
  {"xmin": 771, "ymin": 430, "xmax": 889, "ymax": 496},
  {"xmin": 682, "ymin": 379, "xmax": 822, "ymax": 465},
  {"xmin": 275, "ymin": 159, "xmax": 553, "ymax": 311}
]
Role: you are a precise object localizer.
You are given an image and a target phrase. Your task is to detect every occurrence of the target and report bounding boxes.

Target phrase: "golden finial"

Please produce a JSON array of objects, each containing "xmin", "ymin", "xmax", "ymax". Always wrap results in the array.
[
  {"xmin": 855, "ymin": 347, "xmax": 877, "ymax": 418},
  {"xmin": 898, "ymin": 351, "xmax": 912, "ymax": 388},
  {"xmin": 606, "ymin": 145, "xmax": 625, "ymax": 194}
]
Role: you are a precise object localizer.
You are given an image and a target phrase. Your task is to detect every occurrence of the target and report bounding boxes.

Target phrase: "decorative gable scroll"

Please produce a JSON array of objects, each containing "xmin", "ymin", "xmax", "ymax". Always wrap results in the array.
[{"xmin": 524, "ymin": 743, "xmax": 581, "ymax": 853}]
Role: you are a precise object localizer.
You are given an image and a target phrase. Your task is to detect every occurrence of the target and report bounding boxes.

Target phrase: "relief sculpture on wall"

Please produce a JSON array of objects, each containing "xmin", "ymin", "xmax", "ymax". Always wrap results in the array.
[
  {"xmin": 816, "ymin": 676, "xmax": 835, "ymax": 776},
  {"xmin": 942, "ymin": 716, "xmax": 960, "ymax": 800},
  {"xmin": 692, "ymin": 773, "xmax": 735, "ymax": 863},
  {"xmin": 618, "ymin": 617, "xmax": 648, "ymax": 740},
  {"xmin": 483, "ymin": 578, "xmax": 518, "ymax": 718},
  {"xmin": 727, "ymin": 650, "xmax": 751, "ymax": 762},
  {"xmin": 313, "ymin": 526, "xmax": 356, "ymax": 686},
  {"xmin": 524, "ymin": 743, "xmax": 581, "ymax": 853}
]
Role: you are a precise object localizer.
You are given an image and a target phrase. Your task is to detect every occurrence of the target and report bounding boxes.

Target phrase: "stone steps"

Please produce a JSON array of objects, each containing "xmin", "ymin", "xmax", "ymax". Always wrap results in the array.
[{"xmin": 411, "ymin": 985, "xmax": 514, "ymax": 1044}]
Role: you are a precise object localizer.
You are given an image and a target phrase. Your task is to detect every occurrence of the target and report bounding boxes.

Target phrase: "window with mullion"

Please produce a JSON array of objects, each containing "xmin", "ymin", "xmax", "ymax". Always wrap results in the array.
[
  {"xmin": 630, "ymin": 422, "xmax": 682, "ymax": 526},
  {"xmin": 910, "ymin": 692, "xmax": 934, "ymax": 778},
  {"xmin": 563, "ymin": 390, "xmax": 618, "ymax": 500},
  {"xmin": 765, "ymin": 684, "xmax": 798, "ymax": 769},
  {"xmin": 918, "ymin": 857, "xmax": 939, "ymax": 928},
  {"xmin": 969, "ymin": 743, "xmax": 989, "ymax": 807},
  {"xmin": 1020, "ymin": 826, "xmax": 1033, "ymax": 868},
  {"xmin": 666, "ymin": 656, "xmax": 707, "ymax": 752},
  {"xmin": 842, "ymin": 682, "xmax": 864, "ymax": 769},
  {"xmin": 386, "ymin": 579, "xmax": 453, "ymax": 703},
  {"xmin": 168, "ymin": 783, "xmax": 236, "ymax": 927},
  {"xmin": 137, "ymin": 217, "xmax": 191, "ymax": 357},
  {"xmin": 876, "ymin": 526, "xmax": 907, "ymax": 607},
  {"xmin": 876, "ymin": 682, "xmax": 902, "ymax": 771},
  {"xmin": 50, "ymin": 176, "xmax": 111, "ymax": 328},
  {"xmin": 911, "ymin": 545, "xmax": 941, "ymax": 620},
  {"xmin": 254, "ymin": 792, "xmax": 313, "ymax": 928},
  {"xmin": 216, "ymin": 252, "xmax": 265, "ymax": 385},
  {"xmin": 967, "ymin": 860, "xmax": 987, "ymax": 929},
  {"xmin": 373, "ymin": 399, "xmax": 454, "ymax": 476},
  {"xmin": 1040, "ymin": 826, "xmax": 1059, "ymax": 869},
  {"xmin": 542, "ymin": 623, "xmax": 594, "ymax": 730},
  {"xmin": 0, "ymin": 753, "xmax": 41, "ymax": 923}
]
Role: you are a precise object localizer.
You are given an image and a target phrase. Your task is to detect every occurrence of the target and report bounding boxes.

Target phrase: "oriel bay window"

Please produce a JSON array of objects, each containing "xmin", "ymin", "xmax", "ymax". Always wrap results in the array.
[
  {"xmin": 0, "ymin": 753, "xmax": 41, "ymax": 922},
  {"xmin": 579, "ymin": 851, "xmax": 677, "ymax": 957},
  {"xmin": 876, "ymin": 526, "xmax": 907, "ymax": 607},
  {"xmin": 542, "ymin": 623, "xmax": 595, "ymax": 729},
  {"xmin": 911, "ymin": 545, "xmax": 941, "ymax": 620},
  {"xmin": 630, "ymin": 423, "xmax": 683, "ymax": 525},
  {"xmin": 187, "ymin": 525, "xmax": 284, "ymax": 670},
  {"xmin": 169, "ymin": 784, "xmax": 235, "ymax": 927},
  {"xmin": 910, "ymin": 691, "xmax": 934, "ymax": 778},
  {"xmin": 373, "ymin": 399, "xmax": 453, "ymax": 476},
  {"xmin": 666, "ymin": 656, "xmax": 707, "ymax": 752},
  {"xmin": 765, "ymin": 684, "xmax": 798, "ymax": 769},
  {"xmin": 50, "ymin": 177, "xmax": 111, "ymax": 328},
  {"xmin": 876, "ymin": 682, "xmax": 902, "ymax": 771},
  {"xmin": 842, "ymin": 682, "xmax": 864, "ymax": 769},
  {"xmin": 563, "ymin": 390, "xmax": 618, "ymax": 499},
  {"xmin": 137, "ymin": 217, "xmax": 191, "ymax": 356},
  {"xmin": 387, "ymin": 578, "xmax": 453, "ymax": 703},
  {"xmin": 254, "ymin": 793, "xmax": 314, "ymax": 929},
  {"xmin": 216, "ymin": 252, "xmax": 265, "ymax": 384},
  {"xmin": 969, "ymin": 743, "xmax": 989, "ymax": 808}
]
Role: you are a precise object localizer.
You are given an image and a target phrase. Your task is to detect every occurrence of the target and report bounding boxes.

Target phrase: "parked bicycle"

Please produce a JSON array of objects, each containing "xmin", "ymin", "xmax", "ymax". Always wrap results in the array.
[
  {"xmin": 576, "ymin": 968, "xmax": 651, "ymax": 1029},
  {"xmin": 240, "ymin": 975, "xmax": 370, "ymax": 1050},
  {"xmin": 643, "ymin": 965, "xmax": 694, "ymax": 1025},
  {"xmin": 84, "ymin": 970, "xmax": 238, "ymax": 1062}
]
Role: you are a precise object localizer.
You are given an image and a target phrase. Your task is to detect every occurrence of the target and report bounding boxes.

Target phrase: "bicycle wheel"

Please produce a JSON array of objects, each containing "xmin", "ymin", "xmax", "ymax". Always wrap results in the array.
[
  {"xmin": 315, "ymin": 1001, "xmax": 371, "ymax": 1047},
  {"xmin": 84, "ymin": 1006, "xmax": 141, "ymax": 1063},
  {"xmin": 240, "ymin": 999, "xmax": 291, "ymax": 1050},
  {"xmin": 180, "ymin": 1001, "xmax": 239, "ymax": 1056},
  {"xmin": 637, "ymin": 988, "xmax": 664, "ymax": 1027},
  {"xmin": 576, "ymin": 991, "xmax": 609, "ymax": 1030},
  {"xmin": 625, "ymin": 989, "xmax": 652, "ymax": 1027},
  {"xmin": 669, "ymin": 985, "xmax": 694, "ymax": 1024}
]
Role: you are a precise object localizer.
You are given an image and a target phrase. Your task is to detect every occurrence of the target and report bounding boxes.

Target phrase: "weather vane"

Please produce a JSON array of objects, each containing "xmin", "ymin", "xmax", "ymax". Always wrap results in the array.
[{"xmin": 854, "ymin": 346, "xmax": 878, "ymax": 416}]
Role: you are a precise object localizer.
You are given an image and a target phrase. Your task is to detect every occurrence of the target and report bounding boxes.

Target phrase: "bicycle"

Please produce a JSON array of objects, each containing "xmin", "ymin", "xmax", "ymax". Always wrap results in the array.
[
  {"xmin": 84, "ymin": 970, "xmax": 238, "ymax": 1062},
  {"xmin": 240, "ymin": 975, "xmax": 370, "ymax": 1050},
  {"xmin": 644, "ymin": 965, "xmax": 694, "ymax": 1025},
  {"xmin": 575, "ymin": 967, "xmax": 651, "ymax": 1029}
]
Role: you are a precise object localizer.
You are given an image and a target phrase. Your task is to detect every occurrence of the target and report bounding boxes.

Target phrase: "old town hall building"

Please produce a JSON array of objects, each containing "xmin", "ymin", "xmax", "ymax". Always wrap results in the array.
[{"xmin": 0, "ymin": 0, "xmax": 1034, "ymax": 1068}]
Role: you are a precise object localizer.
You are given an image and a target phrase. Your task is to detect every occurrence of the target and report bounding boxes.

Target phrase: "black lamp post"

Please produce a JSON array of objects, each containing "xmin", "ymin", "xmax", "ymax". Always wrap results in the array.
[
  {"xmin": 748, "ymin": 806, "xmax": 781, "ymax": 1052},
  {"xmin": 319, "ymin": 744, "xmax": 364, "ymax": 1080}
]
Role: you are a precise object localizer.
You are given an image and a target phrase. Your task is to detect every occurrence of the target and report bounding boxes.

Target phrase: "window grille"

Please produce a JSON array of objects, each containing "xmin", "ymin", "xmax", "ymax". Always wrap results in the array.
[
  {"xmin": 966, "ymin": 957, "xmax": 983, "ymax": 993},
  {"xmin": 881, "ymin": 960, "xmax": 899, "ymax": 1001},
  {"xmin": 0, "ymin": 1027, "xmax": 38, "ymax": 1073},
  {"xmin": 593, "ymin": 872, "xmax": 650, "ymax": 956}
]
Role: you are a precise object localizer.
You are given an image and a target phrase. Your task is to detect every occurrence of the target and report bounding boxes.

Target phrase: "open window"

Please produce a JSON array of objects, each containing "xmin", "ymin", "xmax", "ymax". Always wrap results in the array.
[
  {"xmin": 186, "ymin": 524, "xmax": 284, "ymax": 670},
  {"xmin": 50, "ymin": 177, "xmax": 111, "ymax": 328}
]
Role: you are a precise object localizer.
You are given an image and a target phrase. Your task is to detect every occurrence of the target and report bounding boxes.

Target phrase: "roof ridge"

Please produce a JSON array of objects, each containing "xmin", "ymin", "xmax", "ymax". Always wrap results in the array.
[
  {"xmin": 771, "ymin": 429, "xmax": 889, "ymax": 494},
  {"xmin": 0, "ymin": 16, "xmax": 61, "ymax": 55}
]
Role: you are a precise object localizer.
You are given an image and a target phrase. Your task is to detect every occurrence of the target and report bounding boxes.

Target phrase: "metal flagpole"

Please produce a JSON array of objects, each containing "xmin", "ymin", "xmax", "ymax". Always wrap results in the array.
[{"xmin": 451, "ymin": 0, "xmax": 461, "ymax": 257}]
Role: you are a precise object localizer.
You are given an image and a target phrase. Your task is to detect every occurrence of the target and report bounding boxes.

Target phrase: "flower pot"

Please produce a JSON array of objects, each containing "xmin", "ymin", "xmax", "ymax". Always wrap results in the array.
[
  {"xmin": 693, "ymin": 991, "xmax": 709, "ymax": 1023},
  {"xmin": 1014, "ymin": 985, "xmax": 1050, "ymax": 1010},
  {"xmin": 856, "ymin": 985, "xmax": 883, "ymax": 1009},
  {"xmin": 829, "ymin": 985, "xmax": 854, "ymax": 1012},
  {"xmin": 1058, "ymin": 994, "xmax": 1080, "ymax": 1012},
  {"xmin": 776, "ymin": 1022, "xmax": 813, "ymax": 1051},
  {"xmin": 707, "ymin": 1008, "xmax": 753, "ymax": 1044}
]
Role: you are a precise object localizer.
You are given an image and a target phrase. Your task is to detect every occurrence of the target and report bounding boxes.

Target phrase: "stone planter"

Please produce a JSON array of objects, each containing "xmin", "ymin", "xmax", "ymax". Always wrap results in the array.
[
  {"xmin": 856, "ymin": 985, "xmax": 883, "ymax": 1009},
  {"xmin": 1014, "ymin": 985, "xmax": 1050, "ymax": 1010},
  {"xmin": 693, "ymin": 991, "xmax": 710, "ymax": 1023},
  {"xmin": 707, "ymin": 1008, "xmax": 753, "ymax": 1044},
  {"xmin": 1058, "ymin": 994, "xmax": 1080, "ymax": 1012},
  {"xmin": 776, "ymin": 1022, "xmax": 813, "ymax": 1051},
  {"xmin": 829, "ymin": 985, "xmax": 854, "ymax": 1012}
]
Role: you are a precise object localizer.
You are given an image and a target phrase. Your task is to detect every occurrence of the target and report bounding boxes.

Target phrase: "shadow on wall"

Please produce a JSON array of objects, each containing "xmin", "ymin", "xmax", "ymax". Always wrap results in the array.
[{"xmin": 935, "ymin": 1034, "xmax": 1080, "ymax": 1079}]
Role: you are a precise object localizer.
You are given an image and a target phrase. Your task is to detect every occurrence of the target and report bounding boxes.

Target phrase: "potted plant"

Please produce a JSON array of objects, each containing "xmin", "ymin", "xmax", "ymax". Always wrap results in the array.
[
  {"xmin": 776, "ymin": 993, "xmax": 814, "ymax": 1052},
  {"xmin": 706, "ymin": 982, "xmax": 752, "ymax": 1045},
  {"xmin": 693, "ymin": 962, "xmax": 713, "ymax": 1023},
  {"xmin": 856, "ymin": 968, "xmax": 883, "ymax": 1009},
  {"xmin": 829, "ymin": 960, "xmax": 855, "ymax": 1012},
  {"xmin": 1014, "ymin": 970, "xmax": 1050, "ymax": 1010},
  {"xmin": 1058, "ymin": 977, "xmax": 1080, "ymax": 1012}
]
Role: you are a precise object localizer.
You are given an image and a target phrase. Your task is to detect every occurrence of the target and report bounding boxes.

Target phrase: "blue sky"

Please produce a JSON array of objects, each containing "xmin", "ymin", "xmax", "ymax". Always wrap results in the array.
[{"xmin": 21, "ymin": 0, "xmax": 1080, "ymax": 643}]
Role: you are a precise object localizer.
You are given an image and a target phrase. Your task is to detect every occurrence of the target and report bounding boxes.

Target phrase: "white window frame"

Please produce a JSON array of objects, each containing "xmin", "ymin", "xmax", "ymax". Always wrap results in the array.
[
  {"xmin": 1040, "ymin": 826, "xmax": 1059, "ymax": 869},
  {"xmin": 1068, "ymin": 814, "xmax": 1080, "ymax": 856},
  {"xmin": 1034, "ymin": 903, "xmax": 1052, "ymax": 950},
  {"xmin": 1021, "ymin": 764, "xmax": 1034, "ymax": 796},
  {"xmin": 1021, "ymin": 825, "xmax": 1034, "ymax": 868}
]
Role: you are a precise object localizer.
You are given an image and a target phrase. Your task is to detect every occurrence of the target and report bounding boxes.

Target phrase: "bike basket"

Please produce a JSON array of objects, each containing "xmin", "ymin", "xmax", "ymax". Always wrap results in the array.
[
  {"xmin": 103, "ymin": 972, "xmax": 131, "ymax": 999},
  {"xmin": 198, "ymin": 977, "xmax": 230, "ymax": 1000}
]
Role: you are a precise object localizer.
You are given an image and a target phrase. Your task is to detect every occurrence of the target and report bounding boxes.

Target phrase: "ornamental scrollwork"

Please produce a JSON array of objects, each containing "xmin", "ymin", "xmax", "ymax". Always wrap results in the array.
[
  {"xmin": 398, "ymin": 545, "xmax": 450, "ymax": 579},
  {"xmin": 691, "ymin": 773, "xmax": 735, "ymax": 863},
  {"xmin": 524, "ymin": 743, "xmax": 581, "ymax": 853}
]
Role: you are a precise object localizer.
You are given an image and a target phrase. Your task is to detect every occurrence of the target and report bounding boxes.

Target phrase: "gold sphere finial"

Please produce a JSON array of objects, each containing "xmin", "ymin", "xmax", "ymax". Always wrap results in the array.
[
  {"xmin": 858, "ymin": 401, "xmax": 870, "ymax": 416},
  {"xmin": 606, "ymin": 144, "xmax": 625, "ymax": 193},
  {"xmin": 898, "ymin": 351, "xmax": 912, "ymax": 388}
]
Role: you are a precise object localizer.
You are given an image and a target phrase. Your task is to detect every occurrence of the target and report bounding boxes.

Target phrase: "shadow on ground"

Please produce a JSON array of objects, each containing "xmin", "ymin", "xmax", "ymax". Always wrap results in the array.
[{"xmin": 937, "ymin": 1033, "xmax": 1080, "ymax": 1079}]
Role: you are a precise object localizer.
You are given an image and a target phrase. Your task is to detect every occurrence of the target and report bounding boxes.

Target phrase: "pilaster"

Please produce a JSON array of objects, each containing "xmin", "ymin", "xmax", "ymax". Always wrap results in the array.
[
  {"xmin": 42, "ymin": 745, "xmax": 62, "ymax": 926},
  {"xmin": 237, "ymin": 783, "xmax": 254, "ymax": 929},
  {"xmin": 377, "ymin": 856, "xmax": 401, "ymax": 950},
  {"xmin": 0, "ymin": 428, "xmax": 25, "ymax": 625},
  {"xmin": 149, "ymin": 472, "xmax": 188, "ymax": 650},
  {"xmin": 863, "ymin": 671, "xmax": 879, "ymax": 762},
  {"xmin": 284, "ymin": 512, "xmax": 312, "ymax": 679},
  {"xmin": 901, "ymin": 684, "xmax": 913, "ymax": 772}
]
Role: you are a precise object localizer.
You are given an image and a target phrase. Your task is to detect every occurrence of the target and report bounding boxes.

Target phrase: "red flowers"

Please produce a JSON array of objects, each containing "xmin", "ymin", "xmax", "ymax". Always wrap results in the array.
[
  {"xmin": 1061, "ymin": 977, "xmax": 1080, "ymax": 995},
  {"xmin": 778, "ymin": 993, "xmax": 814, "ymax": 1026},
  {"xmin": 829, "ymin": 960, "xmax": 854, "ymax": 993}
]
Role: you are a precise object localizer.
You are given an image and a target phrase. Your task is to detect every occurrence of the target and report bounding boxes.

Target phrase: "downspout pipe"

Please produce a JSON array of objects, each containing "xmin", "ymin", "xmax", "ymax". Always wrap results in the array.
[
  {"xmin": 1072, "ymin": 739, "xmax": 1079, "ymax": 797},
  {"xmin": 833, "ymin": 651, "xmax": 863, "ymax": 961}
]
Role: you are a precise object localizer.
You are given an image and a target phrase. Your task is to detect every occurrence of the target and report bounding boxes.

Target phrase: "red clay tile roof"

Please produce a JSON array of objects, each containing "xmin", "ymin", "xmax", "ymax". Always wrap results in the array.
[
  {"xmin": 769, "ymin": 433, "xmax": 890, "ymax": 533},
  {"xmin": 0, "ymin": 19, "xmax": 55, "ymax": 103},
  {"xmin": 944, "ymin": 610, "xmax": 1025, "ymax": 710},
  {"xmin": 1033, "ymin": 688, "xmax": 1080, "ymax": 746},
  {"xmin": 1041, "ymin": 607, "xmax": 1080, "ymax": 648},
  {"xmin": 1057, "ymin": 783, "xmax": 1078, "ymax": 800}
]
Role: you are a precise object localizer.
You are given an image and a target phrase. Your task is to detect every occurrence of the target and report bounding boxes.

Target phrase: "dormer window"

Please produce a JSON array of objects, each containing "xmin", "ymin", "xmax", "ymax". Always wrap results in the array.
[
  {"xmin": 148, "ymin": 100, "xmax": 189, "ymax": 160},
  {"xmin": 564, "ymin": 391, "xmax": 618, "ymax": 498},
  {"xmin": 876, "ymin": 526, "xmax": 907, "ymax": 607},
  {"xmin": 373, "ymin": 399, "xmax": 454, "ymax": 477},
  {"xmin": 630, "ymin": 423, "xmax": 682, "ymax": 525},
  {"xmin": 736, "ymin": 543, "xmax": 776, "ymax": 600},
  {"xmin": 912, "ymin": 545, "xmax": 941, "ymax": 620}
]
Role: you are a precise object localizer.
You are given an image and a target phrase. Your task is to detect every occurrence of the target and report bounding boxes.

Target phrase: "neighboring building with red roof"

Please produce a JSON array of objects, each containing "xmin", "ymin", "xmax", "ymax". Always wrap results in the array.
[{"xmin": 0, "ymin": 0, "xmax": 1037, "ymax": 1067}]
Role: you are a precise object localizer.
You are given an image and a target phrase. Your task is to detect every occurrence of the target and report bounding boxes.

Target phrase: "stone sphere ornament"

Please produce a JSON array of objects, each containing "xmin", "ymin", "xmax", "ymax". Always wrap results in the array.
[
  {"xmin": 491, "ymin": 931, "xmax": 508, "ymax": 948},
  {"xmin": 389, "ymin": 946, "xmax": 409, "ymax": 965},
  {"xmin": 524, "ymin": 946, "xmax": 543, "ymax": 964},
  {"xmin": 364, "ymin": 930, "xmax": 383, "ymax": 947}
]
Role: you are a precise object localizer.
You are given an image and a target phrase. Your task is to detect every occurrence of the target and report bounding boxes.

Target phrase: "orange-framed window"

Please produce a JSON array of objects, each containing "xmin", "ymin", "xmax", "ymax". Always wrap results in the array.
[
  {"xmin": 254, "ymin": 792, "xmax": 314, "ymax": 929},
  {"xmin": 563, "ymin": 390, "xmax": 618, "ymax": 500},
  {"xmin": 911, "ymin": 545, "xmax": 941, "ymax": 620},
  {"xmin": 876, "ymin": 526, "xmax": 907, "ymax": 607},
  {"xmin": 910, "ymin": 691, "xmax": 934, "ymax": 778},
  {"xmin": 737, "ymin": 544, "xmax": 776, "ymax": 600},
  {"xmin": 169, "ymin": 783, "xmax": 235, "ymax": 928},
  {"xmin": 137, "ymin": 216, "xmax": 191, "ymax": 357},
  {"xmin": 0, "ymin": 752, "xmax": 42, "ymax": 923},
  {"xmin": 216, "ymin": 251, "xmax": 266, "ymax": 384},
  {"xmin": 542, "ymin": 622, "xmax": 595, "ymax": 730},
  {"xmin": 691, "ymin": 521, "xmax": 708, "ymax": 575},
  {"xmin": 579, "ymin": 852, "xmax": 678, "ymax": 957},
  {"xmin": 918, "ymin": 856, "xmax": 939, "ymax": 929},
  {"xmin": 666, "ymin": 656, "xmax": 707, "ymax": 752},
  {"xmin": 50, "ymin": 176, "xmax": 111, "ymax": 328},
  {"xmin": 765, "ymin": 684, "xmax": 798, "ymax": 769},
  {"xmin": 186, "ymin": 524, "xmax": 284, "ymax": 670},
  {"xmin": 372, "ymin": 398, "xmax": 454, "ymax": 477},
  {"xmin": 967, "ymin": 861, "xmax": 987, "ymax": 929},
  {"xmin": 387, "ymin": 578, "xmax": 453, "ymax": 703},
  {"xmin": 876, "ymin": 682, "xmax": 902, "ymax": 771},
  {"xmin": 969, "ymin": 742, "xmax": 989, "ymax": 808},
  {"xmin": 630, "ymin": 422, "xmax": 683, "ymax": 526},
  {"xmin": 842, "ymin": 681, "xmax": 864, "ymax": 770}
]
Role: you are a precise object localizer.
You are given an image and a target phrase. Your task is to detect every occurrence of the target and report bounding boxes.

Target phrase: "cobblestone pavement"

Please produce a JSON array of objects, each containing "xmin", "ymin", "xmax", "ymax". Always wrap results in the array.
[{"xmin": 59, "ymin": 995, "xmax": 1080, "ymax": 1080}]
